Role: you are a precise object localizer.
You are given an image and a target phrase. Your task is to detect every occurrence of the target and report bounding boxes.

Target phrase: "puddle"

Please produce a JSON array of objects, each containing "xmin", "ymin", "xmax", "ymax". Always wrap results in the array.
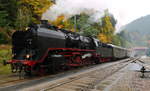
[{"xmin": 128, "ymin": 63, "xmax": 142, "ymax": 71}]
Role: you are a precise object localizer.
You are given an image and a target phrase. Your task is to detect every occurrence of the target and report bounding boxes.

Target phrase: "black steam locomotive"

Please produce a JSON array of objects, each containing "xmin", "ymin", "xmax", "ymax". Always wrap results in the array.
[{"xmin": 5, "ymin": 20, "xmax": 129, "ymax": 75}]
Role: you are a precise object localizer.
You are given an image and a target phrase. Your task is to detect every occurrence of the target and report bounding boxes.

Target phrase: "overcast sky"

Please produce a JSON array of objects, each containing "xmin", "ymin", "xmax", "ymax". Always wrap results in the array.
[
  {"xmin": 108, "ymin": 0, "xmax": 150, "ymax": 29},
  {"xmin": 44, "ymin": 0, "xmax": 150, "ymax": 30},
  {"xmin": 84, "ymin": 0, "xmax": 150, "ymax": 29}
]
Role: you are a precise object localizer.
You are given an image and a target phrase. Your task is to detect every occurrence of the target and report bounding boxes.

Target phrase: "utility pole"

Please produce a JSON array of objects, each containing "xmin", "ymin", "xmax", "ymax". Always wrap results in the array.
[{"xmin": 74, "ymin": 15, "xmax": 77, "ymax": 32}]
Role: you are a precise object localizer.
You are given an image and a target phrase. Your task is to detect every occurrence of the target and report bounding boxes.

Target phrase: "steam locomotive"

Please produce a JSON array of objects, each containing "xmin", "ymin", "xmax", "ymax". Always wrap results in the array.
[{"xmin": 4, "ymin": 20, "xmax": 129, "ymax": 75}]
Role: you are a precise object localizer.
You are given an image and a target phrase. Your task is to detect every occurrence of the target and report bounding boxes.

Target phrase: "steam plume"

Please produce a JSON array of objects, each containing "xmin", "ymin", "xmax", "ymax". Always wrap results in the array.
[{"xmin": 42, "ymin": 0, "xmax": 109, "ymax": 21}]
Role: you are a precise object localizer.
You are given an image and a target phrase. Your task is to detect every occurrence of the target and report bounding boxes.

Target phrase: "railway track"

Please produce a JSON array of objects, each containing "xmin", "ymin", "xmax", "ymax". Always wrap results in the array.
[
  {"xmin": 40, "ymin": 61, "xmax": 129, "ymax": 91},
  {"xmin": 0, "ymin": 66, "xmax": 87, "ymax": 87},
  {"xmin": 0, "ymin": 74, "xmax": 51, "ymax": 87},
  {"xmin": 0, "ymin": 64, "xmax": 99, "ymax": 87},
  {"xmin": 0, "ymin": 58, "xmax": 132, "ymax": 91},
  {"xmin": 21, "ymin": 58, "xmax": 132, "ymax": 91}
]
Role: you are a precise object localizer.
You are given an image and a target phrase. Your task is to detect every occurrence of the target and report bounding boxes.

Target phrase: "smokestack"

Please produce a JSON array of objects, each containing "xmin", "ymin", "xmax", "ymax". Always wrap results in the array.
[
  {"xmin": 51, "ymin": 0, "xmax": 56, "ymax": 4},
  {"xmin": 41, "ymin": 20, "xmax": 49, "ymax": 25},
  {"xmin": 74, "ymin": 15, "xmax": 77, "ymax": 32}
]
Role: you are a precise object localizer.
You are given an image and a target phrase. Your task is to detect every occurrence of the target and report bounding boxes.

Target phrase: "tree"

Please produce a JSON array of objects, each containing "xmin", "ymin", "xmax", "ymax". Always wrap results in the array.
[
  {"xmin": 68, "ymin": 14, "xmax": 99, "ymax": 37},
  {"xmin": 0, "ymin": 2, "xmax": 8, "ymax": 27},
  {"xmin": 0, "ymin": 0, "xmax": 18, "ymax": 27},
  {"xmin": 0, "ymin": 10, "xmax": 8, "ymax": 27},
  {"xmin": 82, "ymin": 25, "xmax": 99, "ymax": 37},
  {"xmin": 0, "ymin": 0, "xmax": 18, "ymax": 43},
  {"xmin": 112, "ymin": 35, "xmax": 122, "ymax": 46},
  {"xmin": 0, "ymin": 0, "xmax": 53, "ymax": 43},
  {"xmin": 20, "ymin": 0, "xmax": 53, "ymax": 23},
  {"xmin": 97, "ymin": 11, "xmax": 117, "ymax": 43},
  {"xmin": 15, "ymin": 5, "xmax": 32, "ymax": 30},
  {"xmin": 15, "ymin": 0, "xmax": 53, "ymax": 30}
]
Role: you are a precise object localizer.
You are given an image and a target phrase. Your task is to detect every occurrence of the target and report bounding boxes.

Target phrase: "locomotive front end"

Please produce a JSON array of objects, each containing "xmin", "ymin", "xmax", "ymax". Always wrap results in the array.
[{"xmin": 8, "ymin": 28, "xmax": 38, "ymax": 74}]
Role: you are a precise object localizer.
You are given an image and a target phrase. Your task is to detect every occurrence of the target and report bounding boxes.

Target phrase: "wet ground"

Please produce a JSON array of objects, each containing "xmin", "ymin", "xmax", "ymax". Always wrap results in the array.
[{"xmin": 93, "ymin": 57, "xmax": 150, "ymax": 91}]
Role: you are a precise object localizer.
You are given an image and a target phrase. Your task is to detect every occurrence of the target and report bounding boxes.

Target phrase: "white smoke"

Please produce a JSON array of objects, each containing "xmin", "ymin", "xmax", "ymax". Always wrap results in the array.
[{"xmin": 42, "ymin": 0, "xmax": 109, "ymax": 21}]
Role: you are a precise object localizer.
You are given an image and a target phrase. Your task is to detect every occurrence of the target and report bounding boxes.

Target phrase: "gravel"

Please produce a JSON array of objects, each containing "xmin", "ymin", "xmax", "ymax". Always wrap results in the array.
[{"xmin": 92, "ymin": 57, "xmax": 150, "ymax": 91}]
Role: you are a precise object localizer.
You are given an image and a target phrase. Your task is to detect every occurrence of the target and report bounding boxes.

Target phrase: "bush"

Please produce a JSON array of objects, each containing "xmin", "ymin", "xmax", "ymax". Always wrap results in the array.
[{"xmin": 0, "ymin": 45, "xmax": 12, "ymax": 75}]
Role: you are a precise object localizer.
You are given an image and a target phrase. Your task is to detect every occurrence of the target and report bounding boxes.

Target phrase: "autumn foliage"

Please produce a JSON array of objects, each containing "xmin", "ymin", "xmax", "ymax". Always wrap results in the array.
[
  {"xmin": 20, "ymin": 0, "xmax": 53, "ymax": 23},
  {"xmin": 0, "ymin": 1, "xmax": 122, "ymax": 46},
  {"xmin": 50, "ymin": 12, "xmax": 117, "ymax": 44},
  {"xmin": 97, "ymin": 14, "xmax": 115, "ymax": 43}
]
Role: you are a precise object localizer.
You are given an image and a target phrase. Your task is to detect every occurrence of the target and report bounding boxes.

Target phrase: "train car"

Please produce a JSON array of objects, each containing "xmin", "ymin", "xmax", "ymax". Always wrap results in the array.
[
  {"xmin": 95, "ymin": 42, "xmax": 113, "ymax": 62},
  {"xmin": 95, "ymin": 43, "xmax": 128, "ymax": 62},
  {"xmin": 3, "ymin": 20, "xmax": 129, "ymax": 76},
  {"xmin": 125, "ymin": 49, "xmax": 131, "ymax": 58},
  {"xmin": 108, "ymin": 44, "xmax": 128, "ymax": 60}
]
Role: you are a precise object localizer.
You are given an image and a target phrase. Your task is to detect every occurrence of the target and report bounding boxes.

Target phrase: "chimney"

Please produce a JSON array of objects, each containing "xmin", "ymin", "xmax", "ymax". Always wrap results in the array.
[{"xmin": 41, "ymin": 20, "xmax": 49, "ymax": 25}]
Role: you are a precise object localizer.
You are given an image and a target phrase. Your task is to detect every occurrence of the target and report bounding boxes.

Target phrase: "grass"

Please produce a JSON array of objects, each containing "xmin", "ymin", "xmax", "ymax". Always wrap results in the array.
[
  {"xmin": 0, "ymin": 45, "xmax": 12, "ymax": 75},
  {"xmin": 0, "ymin": 65, "xmax": 11, "ymax": 75}
]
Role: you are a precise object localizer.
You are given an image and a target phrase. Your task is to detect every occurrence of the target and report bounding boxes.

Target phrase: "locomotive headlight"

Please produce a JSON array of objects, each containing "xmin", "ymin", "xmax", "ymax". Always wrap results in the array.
[
  {"xmin": 12, "ymin": 54, "xmax": 14, "ymax": 57},
  {"xmin": 26, "ymin": 54, "xmax": 30, "ymax": 58},
  {"xmin": 12, "ymin": 53, "xmax": 16, "ymax": 57},
  {"xmin": 25, "ymin": 27, "xmax": 29, "ymax": 31}
]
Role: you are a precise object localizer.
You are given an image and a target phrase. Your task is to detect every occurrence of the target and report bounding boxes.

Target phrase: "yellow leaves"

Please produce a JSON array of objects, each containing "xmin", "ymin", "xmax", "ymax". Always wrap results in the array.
[
  {"xmin": 15, "ymin": 5, "xmax": 32, "ymax": 30},
  {"xmin": 102, "ymin": 15, "xmax": 114, "ymax": 33},
  {"xmin": 50, "ymin": 15, "xmax": 74, "ymax": 31},
  {"xmin": 97, "ymin": 13, "xmax": 116, "ymax": 44},
  {"xmin": 58, "ymin": 25, "xmax": 64, "ymax": 29},
  {"xmin": 33, "ymin": 0, "xmax": 52, "ymax": 16},
  {"xmin": 52, "ymin": 15, "xmax": 65, "ymax": 25},
  {"xmin": 51, "ymin": 15, "xmax": 65, "ymax": 29},
  {"xmin": 97, "ymin": 34, "xmax": 107, "ymax": 43},
  {"xmin": 21, "ymin": 0, "xmax": 53, "ymax": 22},
  {"xmin": 70, "ymin": 28, "xmax": 76, "ymax": 32},
  {"xmin": 97, "ymin": 34, "xmax": 111, "ymax": 43}
]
